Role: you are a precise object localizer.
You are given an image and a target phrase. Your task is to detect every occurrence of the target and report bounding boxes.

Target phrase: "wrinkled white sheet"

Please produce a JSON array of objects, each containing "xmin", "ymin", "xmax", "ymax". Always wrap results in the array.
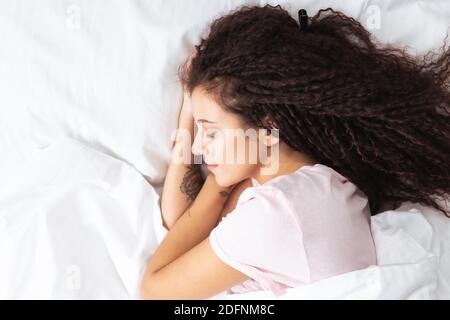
[{"xmin": 0, "ymin": 136, "xmax": 161, "ymax": 299}]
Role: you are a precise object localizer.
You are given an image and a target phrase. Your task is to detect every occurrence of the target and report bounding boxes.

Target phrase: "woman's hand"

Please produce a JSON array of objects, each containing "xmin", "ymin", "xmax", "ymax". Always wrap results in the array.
[
  {"xmin": 179, "ymin": 50, "xmax": 197, "ymax": 122},
  {"xmin": 218, "ymin": 178, "xmax": 252, "ymax": 222},
  {"xmin": 204, "ymin": 172, "xmax": 236, "ymax": 197},
  {"xmin": 179, "ymin": 89, "xmax": 193, "ymax": 124}
]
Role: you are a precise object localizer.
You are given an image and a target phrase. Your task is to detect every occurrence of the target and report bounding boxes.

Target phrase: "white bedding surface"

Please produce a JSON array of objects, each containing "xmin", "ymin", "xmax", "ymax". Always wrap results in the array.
[
  {"xmin": 1, "ymin": 0, "xmax": 450, "ymax": 299},
  {"xmin": 0, "ymin": 136, "xmax": 160, "ymax": 299}
]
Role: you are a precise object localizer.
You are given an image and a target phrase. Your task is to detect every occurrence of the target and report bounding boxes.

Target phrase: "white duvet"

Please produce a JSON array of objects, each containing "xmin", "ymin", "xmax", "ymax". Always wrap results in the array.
[
  {"xmin": 0, "ymin": 136, "xmax": 161, "ymax": 299},
  {"xmin": 1, "ymin": 0, "xmax": 450, "ymax": 299},
  {"xmin": 0, "ymin": 136, "xmax": 448, "ymax": 299}
]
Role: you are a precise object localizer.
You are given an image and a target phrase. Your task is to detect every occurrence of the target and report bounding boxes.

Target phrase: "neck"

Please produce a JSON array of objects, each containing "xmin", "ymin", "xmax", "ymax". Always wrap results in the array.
[{"xmin": 252, "ymin": 143, "xmax": 317, "ymax": 185}]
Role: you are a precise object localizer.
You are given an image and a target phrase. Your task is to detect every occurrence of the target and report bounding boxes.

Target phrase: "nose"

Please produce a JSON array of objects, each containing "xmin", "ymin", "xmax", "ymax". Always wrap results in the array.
[{"xmin": 191, "ymin": 131, "xmax": 204, "ymax": 156}]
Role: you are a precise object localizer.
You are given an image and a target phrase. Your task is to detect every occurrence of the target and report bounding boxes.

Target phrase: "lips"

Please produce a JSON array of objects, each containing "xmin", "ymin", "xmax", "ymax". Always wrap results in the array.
[{"xmin": 206, "ymin": 164, "xmax": 218, "ymax": 170}]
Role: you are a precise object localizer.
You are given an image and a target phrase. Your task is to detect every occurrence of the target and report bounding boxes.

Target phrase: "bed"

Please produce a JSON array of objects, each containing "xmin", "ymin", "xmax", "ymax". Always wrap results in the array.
[{"xmin": 0, "ymin": 0, "xmax": 449, "ymax": 299}]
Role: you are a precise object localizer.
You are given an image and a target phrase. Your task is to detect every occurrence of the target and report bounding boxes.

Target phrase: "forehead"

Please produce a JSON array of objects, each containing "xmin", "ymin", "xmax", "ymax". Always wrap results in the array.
[
  {"xmin": 190, "ymin": 87, "xmax": 223, "ymax": 121},
  {"xmin": 190, "ymin": 86, "xmax": 246, "ymax": 130}
]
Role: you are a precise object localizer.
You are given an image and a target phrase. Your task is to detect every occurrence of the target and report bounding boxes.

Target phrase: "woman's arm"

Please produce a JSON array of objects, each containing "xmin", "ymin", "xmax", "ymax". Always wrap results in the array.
[
  {"xmin": 147, "ymin": 172, "xmax": 233, "ymax": 275},
  {"xmin": 215, "ymin": 178, "xmax": 253, "ymax": 225},
  {"xmin": 140, "ymin": 172, "xmax": 250, "ymax": 299},
  {"xmin": 140, "ymin": 173, "xmax": 254, "ymax": 299},
  {"xmin": 160, "ymin": 89, "xmax": 203, "ymax": 230}
]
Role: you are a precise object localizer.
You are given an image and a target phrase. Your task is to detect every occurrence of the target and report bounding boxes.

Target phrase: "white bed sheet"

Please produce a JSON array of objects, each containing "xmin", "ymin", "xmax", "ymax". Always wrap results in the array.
[{"xmin": 0, "ymin": 136, "xmax": 160, "ymax": 299}]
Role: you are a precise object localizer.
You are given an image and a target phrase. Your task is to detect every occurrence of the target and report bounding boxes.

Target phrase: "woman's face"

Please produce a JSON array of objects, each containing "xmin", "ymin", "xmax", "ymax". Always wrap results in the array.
[{"xmin": 191, "ymin": 87, "xmax": 268, "ymax": 187}]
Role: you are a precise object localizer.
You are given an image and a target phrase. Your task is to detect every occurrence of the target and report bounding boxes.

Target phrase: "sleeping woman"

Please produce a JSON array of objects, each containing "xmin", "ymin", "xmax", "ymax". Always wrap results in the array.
[{"xmin": 140, "ymin": 5, "xmax": 450, "ymax": 299}]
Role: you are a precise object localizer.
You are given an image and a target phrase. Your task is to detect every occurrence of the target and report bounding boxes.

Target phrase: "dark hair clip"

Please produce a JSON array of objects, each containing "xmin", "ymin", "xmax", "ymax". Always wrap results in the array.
[{"xmin": 298, "ymin": 9, "xmax": 308, "ymax": 30}]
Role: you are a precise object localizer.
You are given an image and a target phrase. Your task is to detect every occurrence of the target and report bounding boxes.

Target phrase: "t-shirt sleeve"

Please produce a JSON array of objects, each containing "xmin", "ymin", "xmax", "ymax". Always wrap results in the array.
[{"xmin": 209, "ymin": 186, "xmax": 310, "ymax": 295}]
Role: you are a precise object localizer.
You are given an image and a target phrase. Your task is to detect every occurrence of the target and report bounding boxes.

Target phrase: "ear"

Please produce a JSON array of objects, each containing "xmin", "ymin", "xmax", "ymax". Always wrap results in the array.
[{"xmin": 260, "ymin": 116, "xmax": 280, "ymax": 147}]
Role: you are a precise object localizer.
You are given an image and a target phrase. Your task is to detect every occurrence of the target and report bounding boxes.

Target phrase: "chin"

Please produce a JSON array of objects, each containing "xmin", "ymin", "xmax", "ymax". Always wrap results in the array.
[{"xmin": 212, "ymin": 173, "xmax": 235, "ymax": 188}]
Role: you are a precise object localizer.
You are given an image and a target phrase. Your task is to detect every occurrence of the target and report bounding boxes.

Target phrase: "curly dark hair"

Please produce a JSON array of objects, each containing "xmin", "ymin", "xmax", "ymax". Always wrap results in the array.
[{"xmin": 178, "ymin": 4, "xmax": 450, "ymax": 217}]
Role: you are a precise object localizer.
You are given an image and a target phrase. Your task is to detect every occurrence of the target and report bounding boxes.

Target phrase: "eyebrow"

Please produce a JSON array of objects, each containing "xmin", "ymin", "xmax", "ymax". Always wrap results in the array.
[{"xmin": 195, "ymin": 119, "xmax": 217, "ymax": 124}]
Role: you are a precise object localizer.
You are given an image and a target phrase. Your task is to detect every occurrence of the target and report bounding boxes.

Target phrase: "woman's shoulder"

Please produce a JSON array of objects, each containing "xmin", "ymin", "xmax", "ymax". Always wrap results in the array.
[
  {"xmin": 251, "ymin": 164, "xmax": 357, "ymax": 199},
  {"xmin": 245, "ymin": 163, "xmax": 370, "ymax": 219}
]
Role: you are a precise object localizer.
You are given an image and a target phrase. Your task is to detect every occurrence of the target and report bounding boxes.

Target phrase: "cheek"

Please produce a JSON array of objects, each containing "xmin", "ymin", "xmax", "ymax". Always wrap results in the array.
[
  {"xmin": 214, "ymin": 138, "xmax": 259, "ymax": 185},
  {"xmin": 207, "ymin": 133, "xmax": 257, "ymax": 168},
  {"xmin": 209, "ymin": 132, "xmax": 260, "ymax": 185},
  {"xmin": 205, "ymin": 136, "xmax": 225, "ymax": 162},
  {"xmin": 231, "ymin": 134, "xmax": 259, "ymax": 165}
]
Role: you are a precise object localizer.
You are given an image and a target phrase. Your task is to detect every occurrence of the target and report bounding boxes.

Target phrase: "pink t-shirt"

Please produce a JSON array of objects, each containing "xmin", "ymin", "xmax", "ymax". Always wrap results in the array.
[{"xmin": 209, "ymin": 163, "xmax": 377, "ymax": 297}]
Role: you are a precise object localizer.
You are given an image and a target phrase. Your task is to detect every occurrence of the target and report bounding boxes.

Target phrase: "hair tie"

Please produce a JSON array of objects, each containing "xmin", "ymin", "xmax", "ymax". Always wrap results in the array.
[{"xmin": 298, "ymin": 9, "xmax": 308, "ymax": 30}]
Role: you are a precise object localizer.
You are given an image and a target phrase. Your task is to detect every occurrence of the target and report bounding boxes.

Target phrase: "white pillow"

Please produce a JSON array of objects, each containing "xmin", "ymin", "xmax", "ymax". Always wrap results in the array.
[{"xmin": 0, "ymin": 0, "xmax": 239, "ymax": 186}]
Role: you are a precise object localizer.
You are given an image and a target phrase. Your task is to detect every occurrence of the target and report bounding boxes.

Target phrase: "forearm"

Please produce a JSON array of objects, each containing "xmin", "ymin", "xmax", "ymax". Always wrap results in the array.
[
  {"xmin": 147, "ymin": 173, "xmax": 232, "ymax": 275},
  {"xmin": 161, "ymin": 164, "xmax": 202, "ymax": 229},
  {"xmin": 160, "ymin": 94, "xmax": 202, "ymax": 229}
]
